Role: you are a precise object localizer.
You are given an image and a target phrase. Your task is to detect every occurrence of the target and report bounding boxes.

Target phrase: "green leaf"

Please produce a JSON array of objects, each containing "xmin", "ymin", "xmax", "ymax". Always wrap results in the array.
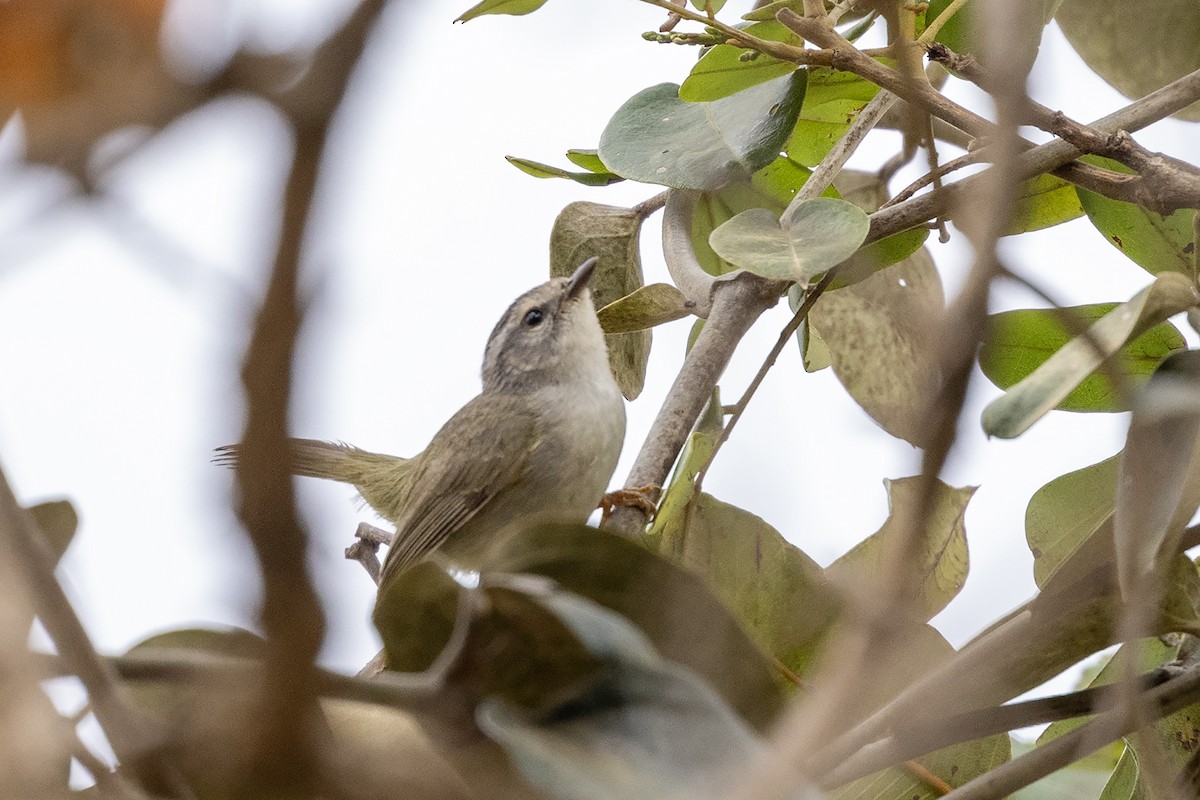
[
  {"xmin": 485, "ymin": 522, "xmax": 786, "ymax": 730},
  {"xmin": 691, "ymin": 155, "xmax": 818, "ymax": 276},
  {"xmin": 28, "ymin": 499, "xmax": 78, "ymax": 566},
  {"xmin": 809, "ymin": 247, "xmax": 944, "ymax": 446},
  {"xmin": 980, "ymin": 304, "xmax": 1187, "ymax": 412},
  {"xmin": 551, "ymin": 202, "xmax": 650, "ymax": 399},
  {"xmin": 832, "ymin": 227, "xmax": 929, "ymax": 289},
  {"xmin": 646, "ymin": 412, "xmax": 841, "ymax": 676},
  {"xmin": 828, "ymin": 477, "xmax": 975, "ymax": 622},
  {"xmin": 1009, "ymin": 743, "xmax": 1122, "ymax": 800},
  {"xmin": 564, "ymin": 149, "xmax": 609, "ymax": 173},
  {"xmin": 1056, "ymin": 0, "xmax": 1200, "ymax": 121},
  {"xmin": 1076, "ymin": 158, "xmax": 1198, "ymax": 276},
  {"xmin": 708, "ymin": 197, "xmax": 870, "ymax": 284},
  {"xmin": 1115, "ymin": 352, "xmax": 1200, "ymax": 603},
  {"xmin": 981, "ymin": 273, "xmax": 1199, "ymax": 439},
  {"xmin": 505, "ymin": 155, "xmax": 624, "ymax": 186},
  {"xmin": 925, "ymin": 0, "xmax": 1047, "ymax": 72},
  {"xmin": 456, "ymin": 0, "xmax": 550, "ymax": 23},
  {"xmin": 834, "ymin": 731, "xmax": 1010, "ymax": 800},
  {"xmin": 789, "ymin": 286, "xmax": 832, "ymax": 372},
  {"xmin": 1006, "ymin": 174, "xmax": 1085, "ymax": 234},
  {"xmin": 477, "ymin": 592, "xmax": 773, "ymax": 800},
  {"xmin": 679, "ymin": 22, "xmax": 800, "ymax": 102},
  {"xmin": 598, "ymin": 73, "xmax": 807, "ymax": 190},
  {"xmin": 786, "ymin": 66, "xmax": 881, "ymax": 166},
  {"xmin": 597, "ymin": 283, "xmax": 692, "ymax": 333},
  {"xmin": 1025, "ymin": 454, "xmax": 1120, "ymax": 589}
]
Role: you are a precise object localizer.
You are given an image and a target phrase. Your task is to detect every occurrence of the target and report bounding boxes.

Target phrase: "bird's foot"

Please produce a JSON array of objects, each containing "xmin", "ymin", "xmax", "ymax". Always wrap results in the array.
[{"xmin": 599, "ymin": 484, "xmax": 660, "ymax": 524}]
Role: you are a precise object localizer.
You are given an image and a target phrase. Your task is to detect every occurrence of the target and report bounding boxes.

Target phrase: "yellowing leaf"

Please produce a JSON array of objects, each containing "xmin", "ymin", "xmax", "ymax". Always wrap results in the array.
[{"xmin": 828, "ymin": 477, "xmax": 975, "ymax": 622}]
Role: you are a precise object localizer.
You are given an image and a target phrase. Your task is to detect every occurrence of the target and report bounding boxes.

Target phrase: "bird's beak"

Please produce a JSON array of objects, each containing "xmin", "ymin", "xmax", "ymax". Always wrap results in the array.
[{"xmin": 565, "ymin": 257, "xmax": 599, "ymax": 300}]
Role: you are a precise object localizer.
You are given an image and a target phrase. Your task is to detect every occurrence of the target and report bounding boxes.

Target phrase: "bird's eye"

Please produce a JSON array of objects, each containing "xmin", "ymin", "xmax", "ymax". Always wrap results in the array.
[{"xmin": 523, "ymin": 308, "xmax": 544, "ymax": 327}]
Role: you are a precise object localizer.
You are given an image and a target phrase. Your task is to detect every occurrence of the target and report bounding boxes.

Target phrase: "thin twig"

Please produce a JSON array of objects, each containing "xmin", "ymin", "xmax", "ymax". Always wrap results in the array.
[
  {"xmin": 0, "ymin": 464, "xmax": 176, "ymax": 796},
  {"xmin": 777, "ymin": 9, "xmax": 997, "ymax": 138},
  {"xmin": 866, "ymin": 66, "xmax": 1200, "ymax": 245},
  {"xmin": 940, "ymin": 663, "xmax": 1200, "ymax": 800},
  {"xmin": 825, "ymin": 666, "xmax": 1177, "ymax": 788},
  {"xmin": 782, "ymin": 89, "xmax": 900, "ymax": 219},
  {"xmin": 603, "ymin": 271, "xmax": 785, "ymax": 535},
  {"xmin": 638, "ymin": 0, "xmax": 836, "ymax": 66},
  {"xmin": 881, "ymin": 152, "xmax": 977, "ymax": 208},
  {"xmin": 689, "ymin": 269, "xmax": 839, "ymax": 503}
]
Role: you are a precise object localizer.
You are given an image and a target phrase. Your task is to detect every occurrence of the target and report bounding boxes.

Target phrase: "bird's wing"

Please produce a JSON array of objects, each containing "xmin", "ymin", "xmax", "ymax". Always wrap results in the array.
[{"xmin": 376, "ymin": 394, "xmax": 538, "ymax": 586}]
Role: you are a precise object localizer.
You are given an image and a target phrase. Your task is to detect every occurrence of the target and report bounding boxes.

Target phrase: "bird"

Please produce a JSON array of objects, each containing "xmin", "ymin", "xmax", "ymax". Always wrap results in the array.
[{"xmin": 216, "ymin": 257, "xmax": 627, "ymax": 591}]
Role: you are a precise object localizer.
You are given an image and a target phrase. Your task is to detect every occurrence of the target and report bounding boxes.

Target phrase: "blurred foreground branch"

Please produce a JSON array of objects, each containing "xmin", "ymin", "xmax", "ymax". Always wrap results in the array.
[{"xmin": 228, "ymin": 0, "xmax": 386, "ymax": 794}]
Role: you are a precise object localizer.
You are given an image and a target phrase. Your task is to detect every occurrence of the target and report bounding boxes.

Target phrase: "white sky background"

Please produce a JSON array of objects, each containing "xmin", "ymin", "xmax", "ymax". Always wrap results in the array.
[{"xmin": 0, "ymin": 0, "xmax": 1196, "ymax": 684}]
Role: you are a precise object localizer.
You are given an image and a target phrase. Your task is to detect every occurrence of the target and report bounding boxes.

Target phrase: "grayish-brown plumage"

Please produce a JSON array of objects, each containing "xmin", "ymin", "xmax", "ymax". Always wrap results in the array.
[{"xmin": 216, "ymin": 258, "xmax": 626, "ymax": 592}]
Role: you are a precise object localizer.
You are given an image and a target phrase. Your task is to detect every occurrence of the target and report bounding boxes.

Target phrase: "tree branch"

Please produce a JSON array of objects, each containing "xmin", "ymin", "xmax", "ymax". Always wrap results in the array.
[
  {"xmin": 824, "ymin": 666, "xmax": 1177, "ymax": 788},
  {"xmin": 230, "ymin": 0, "xmax": 386, "ymax": 793},
  {"xmin": 604, "ymin": 271, "xmax": 784, "ymax": 535},
  {"xmin": 927, "ymin": 43, "xmax": 1200, "ymax": 216},
  {"xmin": 0, "ymin": 464, "xmax": 176, "ymax": 795},
  {"xmin": 940, "ymin": 662, "xmax": 1200, "ymax": 800},
  {"xmin": 866, "ymin": 65, "xmax": 1200, "ymax": 245},
  {"xmin": 777, "ymin": 8, "xmax": 996, "ymax": 138}
]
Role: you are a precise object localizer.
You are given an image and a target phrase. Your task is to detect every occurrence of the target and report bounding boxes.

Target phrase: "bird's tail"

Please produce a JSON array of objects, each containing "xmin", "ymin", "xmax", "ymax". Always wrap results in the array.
[{"xmin": 213, "ymin": 439, "xmax": 413, "ymax": 520}]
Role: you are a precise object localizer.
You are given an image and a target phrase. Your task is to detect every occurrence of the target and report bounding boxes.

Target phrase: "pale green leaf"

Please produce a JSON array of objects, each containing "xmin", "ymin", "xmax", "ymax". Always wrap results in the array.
[
  {"xmin": 690, "ymin": 156, "xmax": 818, "ymax": 277},
  {"xmin": 598, "ymin": 74, "xmax": 807, "ymax": 190},
  {"xmin": 980, "ymin": 304, "xmax": 1187, "ymax": 412},
  {"xmin": 981, "ymin": 273, "xmax": 1199, "ymax": 439},
  {"xmin": 708, "ymin": 197, "xmax": 870, "ymax": 284},
  {"xmin": 597, "ymin": 283, "xmax": 692, "ymax": 333},
  {"xmin": 505, "ymin": 155, "xmax": 623, "ymax": 186},
  {"xmin": 1025, "ymin": 454, "xmax": 1119, "ymax": 589},
  {"xmin": 564, "ymin": 149, "xmax": 609, "ymax": 173}
]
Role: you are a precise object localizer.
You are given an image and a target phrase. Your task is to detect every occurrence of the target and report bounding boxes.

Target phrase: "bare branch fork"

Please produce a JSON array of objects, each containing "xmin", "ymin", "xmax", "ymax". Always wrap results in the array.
[{"xmin": 926, "ymin": 42, "xmax": 1200, "ymax": 216}]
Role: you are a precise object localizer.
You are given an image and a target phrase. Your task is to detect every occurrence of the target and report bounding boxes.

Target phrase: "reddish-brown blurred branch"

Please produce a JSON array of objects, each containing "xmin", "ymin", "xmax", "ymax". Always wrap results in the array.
[{"xmin": 230, "ymin": 0, "xmax": 386, "ymax": 794}]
